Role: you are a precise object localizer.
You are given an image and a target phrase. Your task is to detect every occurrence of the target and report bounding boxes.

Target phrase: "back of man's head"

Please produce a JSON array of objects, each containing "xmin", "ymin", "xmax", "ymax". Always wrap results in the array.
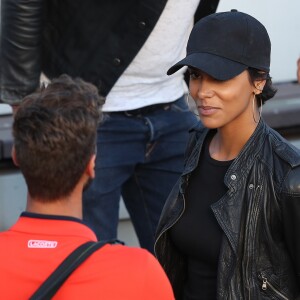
[{"xmin": 13, "ymin": 74, "xmax": 103, "ymax": 201}]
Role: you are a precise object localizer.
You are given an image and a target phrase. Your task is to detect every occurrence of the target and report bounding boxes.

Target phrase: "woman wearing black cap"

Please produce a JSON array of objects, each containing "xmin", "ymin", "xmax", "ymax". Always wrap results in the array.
[{"xmin": 155, "ymin": 10, "xmax": 300, "ymax": 300}]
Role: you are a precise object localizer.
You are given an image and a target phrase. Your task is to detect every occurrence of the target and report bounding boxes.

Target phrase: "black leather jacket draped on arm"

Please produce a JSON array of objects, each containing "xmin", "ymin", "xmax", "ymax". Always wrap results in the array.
[
  {"xmin": 0, "ymin": 0, "xmax": 219, "ymax": 105},
  {"xmin": 0, "ymin": 0, "xmax": 44, "ymax": 104}
]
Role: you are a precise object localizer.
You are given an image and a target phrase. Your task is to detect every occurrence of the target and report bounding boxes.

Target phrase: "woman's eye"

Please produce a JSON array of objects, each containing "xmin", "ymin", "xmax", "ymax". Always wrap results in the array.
[{"xmin": 189, "ymin": 71, "xmax": 201, "ymax": 79}]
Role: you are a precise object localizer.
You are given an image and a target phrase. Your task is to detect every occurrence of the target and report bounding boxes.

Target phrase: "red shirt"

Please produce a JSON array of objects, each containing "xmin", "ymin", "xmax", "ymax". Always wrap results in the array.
[{"xmin": 0, "ymin": 213, "xmax": 174, "ymax": 300}]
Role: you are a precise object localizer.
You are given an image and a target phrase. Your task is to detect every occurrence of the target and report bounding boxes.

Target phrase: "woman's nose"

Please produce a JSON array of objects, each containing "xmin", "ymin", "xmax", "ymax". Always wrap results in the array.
[{"xmin": 197, "ymin": 80, "xmax": 214, "ymax": 99}]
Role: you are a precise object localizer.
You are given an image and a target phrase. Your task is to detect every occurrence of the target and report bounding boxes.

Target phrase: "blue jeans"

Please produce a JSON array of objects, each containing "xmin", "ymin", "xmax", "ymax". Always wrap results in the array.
[{"xmin": 83, "ymin": 96, "xmax": 198, "ymax": 253}]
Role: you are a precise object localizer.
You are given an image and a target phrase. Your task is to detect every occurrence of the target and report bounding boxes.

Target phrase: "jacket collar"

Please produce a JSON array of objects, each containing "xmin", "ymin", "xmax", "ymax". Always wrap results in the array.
[
  {"xmin": 182, "ymin": 120, "xmax": 268, "ymax": 255},
  {"xmin": 183, "ymin": 119, "xmax": 268, "ymax": 181},
  {"xmin": 10, "ymin": 212, "xmax": 97, "ymax": 241},
  {"xmin": 224, "ymin": 119, "xmax": 268, "ymax": 190}
]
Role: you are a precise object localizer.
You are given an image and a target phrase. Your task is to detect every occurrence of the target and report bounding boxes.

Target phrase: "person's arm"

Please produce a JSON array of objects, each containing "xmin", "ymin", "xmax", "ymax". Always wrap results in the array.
[
  {"xmin": 281, "ymin": 166, "xmax": 300, "ymax": 293},
  {"xmin": 0, "ymin": 0, "xmax": 44, "ymax": 106}
]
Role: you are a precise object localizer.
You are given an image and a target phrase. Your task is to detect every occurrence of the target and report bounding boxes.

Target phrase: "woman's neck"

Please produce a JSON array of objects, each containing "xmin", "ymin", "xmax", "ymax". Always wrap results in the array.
[{"xmin": 209, "ymin": 120, "xmax": 258, "ymax": 161}]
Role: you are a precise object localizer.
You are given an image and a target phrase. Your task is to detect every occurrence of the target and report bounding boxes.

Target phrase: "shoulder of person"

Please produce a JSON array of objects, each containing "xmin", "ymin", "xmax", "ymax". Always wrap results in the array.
[
  {"xmin": 281, "ymin": 163, "xmax": 300, "ymax": 195},
  {"xmin": 90, "ymin": 244, "xmax": 174, "ymax": 299},
  {"xmin": 91, "ymin": 244, "xmax": 165, "ymax": 271},
  {"xmin": 57, "ymin": 244, "xmax": 174, "ymax": 299},
  {"xmin": 267, "ymin": 131, "xmax": 300, "ymax": 194},
  {"xmin": 266, "ymin": 127, "xmax": 300, "ymax": 168}
]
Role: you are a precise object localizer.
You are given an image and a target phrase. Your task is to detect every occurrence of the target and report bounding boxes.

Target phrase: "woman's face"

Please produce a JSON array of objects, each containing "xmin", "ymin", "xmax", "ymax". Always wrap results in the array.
[{"xmin": 189, "ymin": 68, "xmax": 257, "ymax": 130}]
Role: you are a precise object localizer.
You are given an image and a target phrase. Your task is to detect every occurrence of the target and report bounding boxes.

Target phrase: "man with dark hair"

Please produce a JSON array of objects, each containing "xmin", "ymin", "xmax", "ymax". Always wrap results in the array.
[
  {"xmin": 13, "ymin": 75, "xmax": 102, "ymax": 201},
  {"xmin": 0, "ymin": 75, "xmax": 174, "ymax": 299}
]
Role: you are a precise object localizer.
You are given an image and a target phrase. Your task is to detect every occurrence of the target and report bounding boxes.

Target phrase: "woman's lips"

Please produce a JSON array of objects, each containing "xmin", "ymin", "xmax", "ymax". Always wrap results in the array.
[{"xmin": 198, "ymin": 106, "xmax": 219, "ymax": 116}]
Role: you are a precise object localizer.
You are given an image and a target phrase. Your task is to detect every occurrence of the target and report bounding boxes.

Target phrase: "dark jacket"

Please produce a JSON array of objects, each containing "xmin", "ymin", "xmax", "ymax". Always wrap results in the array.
[
  {"xmin": 155, "ymin": 120, "xmax": 300, "ymax": 299},
  {"xmin": 0, "ymin": 0, "xmax": 219, "ymax": 104}
]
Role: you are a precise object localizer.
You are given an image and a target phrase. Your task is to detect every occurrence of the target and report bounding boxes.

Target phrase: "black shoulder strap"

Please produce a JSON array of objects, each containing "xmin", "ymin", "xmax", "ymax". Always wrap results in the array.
[{"xmin": 29, "ymin": 240, "xmax": 111, "ymax": 300}]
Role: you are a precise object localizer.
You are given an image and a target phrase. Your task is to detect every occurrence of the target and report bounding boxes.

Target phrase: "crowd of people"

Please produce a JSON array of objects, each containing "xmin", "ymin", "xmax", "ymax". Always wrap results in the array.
[{"xmin": 0, "ymin": 1, "xmax": 300, "ymax": 299}]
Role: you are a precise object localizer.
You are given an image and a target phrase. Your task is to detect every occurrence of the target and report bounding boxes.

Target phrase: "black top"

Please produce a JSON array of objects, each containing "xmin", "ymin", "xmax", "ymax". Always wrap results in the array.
[{"xmin": 170, "ymin": 132, "xmax": 233, "ymax": 299}]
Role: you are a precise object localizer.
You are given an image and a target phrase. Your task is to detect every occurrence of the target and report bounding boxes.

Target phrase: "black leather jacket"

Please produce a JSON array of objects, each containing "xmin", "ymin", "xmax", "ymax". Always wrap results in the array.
[
  {"xmin": 155, "ymin": 120, "xmax": 300, "ymax": 299},
  {"xmin": 0, "ymin": 0, "xmax": 219, "ymax": 104}
]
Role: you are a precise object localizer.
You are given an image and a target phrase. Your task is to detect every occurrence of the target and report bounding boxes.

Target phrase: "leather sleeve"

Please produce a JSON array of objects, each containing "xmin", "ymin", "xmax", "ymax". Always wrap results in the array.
[
  {"xmin": 0, "ymin": 0, "xmax": 44, "ymax": 105},
  {"xmin": 281, "ymin": 166, "xmax": 300, "ymax": 287},
  {"xmin": 194, "ymin": 0, "xmax": 219, "ymax": 23}
]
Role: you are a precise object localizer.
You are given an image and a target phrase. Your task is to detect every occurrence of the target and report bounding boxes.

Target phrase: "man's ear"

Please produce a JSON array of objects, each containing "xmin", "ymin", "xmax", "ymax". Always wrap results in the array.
[
  {"xmin": 85, "ymin": 154, "xmax": 96, "ymax": 179},
  {"xmin": 11, "ymin": 146, "xmax": 19, "ymax": 167}
]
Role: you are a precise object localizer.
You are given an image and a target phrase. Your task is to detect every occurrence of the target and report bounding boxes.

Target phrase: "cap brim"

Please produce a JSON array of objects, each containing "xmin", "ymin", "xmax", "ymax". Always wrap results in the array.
[{"xmin": 167, "ymin": 52, "xmax": 248, "ymax": 80}]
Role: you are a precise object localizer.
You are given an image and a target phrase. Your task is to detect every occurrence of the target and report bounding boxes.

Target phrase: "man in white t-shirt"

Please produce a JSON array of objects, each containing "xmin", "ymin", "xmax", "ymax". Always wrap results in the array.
[{"xmin": 0, "ymin": 0, "xmax": 219, "ymax": 253}]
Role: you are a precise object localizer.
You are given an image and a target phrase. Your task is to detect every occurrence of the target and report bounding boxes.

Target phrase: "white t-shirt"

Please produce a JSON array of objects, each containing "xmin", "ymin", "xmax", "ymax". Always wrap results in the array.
[{"xmin": 103, "ymin": 0, "xmax": 199, "ymax": 112}]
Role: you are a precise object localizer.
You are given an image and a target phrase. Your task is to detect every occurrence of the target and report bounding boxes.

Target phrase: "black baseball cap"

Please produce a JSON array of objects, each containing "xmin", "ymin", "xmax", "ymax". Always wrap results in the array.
[{"xmin": 167, "ymin": 10, "xmax": 271, "ymax": 80}]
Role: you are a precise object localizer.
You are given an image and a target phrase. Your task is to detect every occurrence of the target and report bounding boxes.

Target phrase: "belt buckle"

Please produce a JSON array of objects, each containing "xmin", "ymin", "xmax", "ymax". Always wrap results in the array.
[
  {"xmin": 124, "ymin": 110, "xmax": 142, "ymax": 117},
  {"xmin": 124, "ymin": 103, "xmax": 169, "ymax": 117},
  {"xmin": 124, "ymin": 111, "xmax": 134, "ymax": 117}
]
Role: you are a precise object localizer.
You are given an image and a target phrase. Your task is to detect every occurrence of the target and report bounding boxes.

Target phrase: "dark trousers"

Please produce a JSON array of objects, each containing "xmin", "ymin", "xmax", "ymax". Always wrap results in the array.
[{"xmin": 83, "ymin": 96, "xmax": 198, "ymax": 253}]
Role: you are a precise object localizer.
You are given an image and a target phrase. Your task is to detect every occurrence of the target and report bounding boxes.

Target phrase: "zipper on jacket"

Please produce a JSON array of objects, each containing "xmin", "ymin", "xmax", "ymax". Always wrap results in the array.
[
  {"xmin": 260, "ymin": 274, "xmax": 290, "ymax": 300},
  {"xmin": 245, "ymin": 185, "xmax": 262, "ymax": 299},
  {"xmin": 155, "ymin": 174, "xmax": 191, "ymax": 251},
  {"xmin": 154, "ymin": 191, "xmax": 187, "ymax": 254}
]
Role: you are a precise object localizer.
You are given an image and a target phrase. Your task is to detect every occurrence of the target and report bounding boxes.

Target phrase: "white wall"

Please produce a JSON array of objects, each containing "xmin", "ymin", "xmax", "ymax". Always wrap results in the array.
[
  {"xmin": 0, "ymin": 104, "xmax": 12, "ymax": 115},
  {"xmin": 0, "ymin": 171, "xmax": 27, "ymax": 231},
  {"xmin": 217, "ymin": 0, "xmax": 300, "ymax": 83},
  {"xmin": 0, "ymin": 170, "xmax": 131, "ymax": 231}
]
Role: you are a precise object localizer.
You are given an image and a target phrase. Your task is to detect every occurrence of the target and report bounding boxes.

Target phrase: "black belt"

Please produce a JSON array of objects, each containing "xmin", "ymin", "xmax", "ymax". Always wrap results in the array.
[{"xmin": 122, "ymin": 102, "xmax": 173, "ymax": 116}]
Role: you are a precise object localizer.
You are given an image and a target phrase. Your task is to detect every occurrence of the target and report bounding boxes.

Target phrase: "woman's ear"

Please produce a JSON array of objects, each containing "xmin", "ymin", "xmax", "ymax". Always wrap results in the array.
[
  {"xmin": 11, "ymin": 146, "xmax": 19, "ymax": 167},
  {"xmin": 254, "ymin": 79, "xmax": 266, "ymax": 94}
]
